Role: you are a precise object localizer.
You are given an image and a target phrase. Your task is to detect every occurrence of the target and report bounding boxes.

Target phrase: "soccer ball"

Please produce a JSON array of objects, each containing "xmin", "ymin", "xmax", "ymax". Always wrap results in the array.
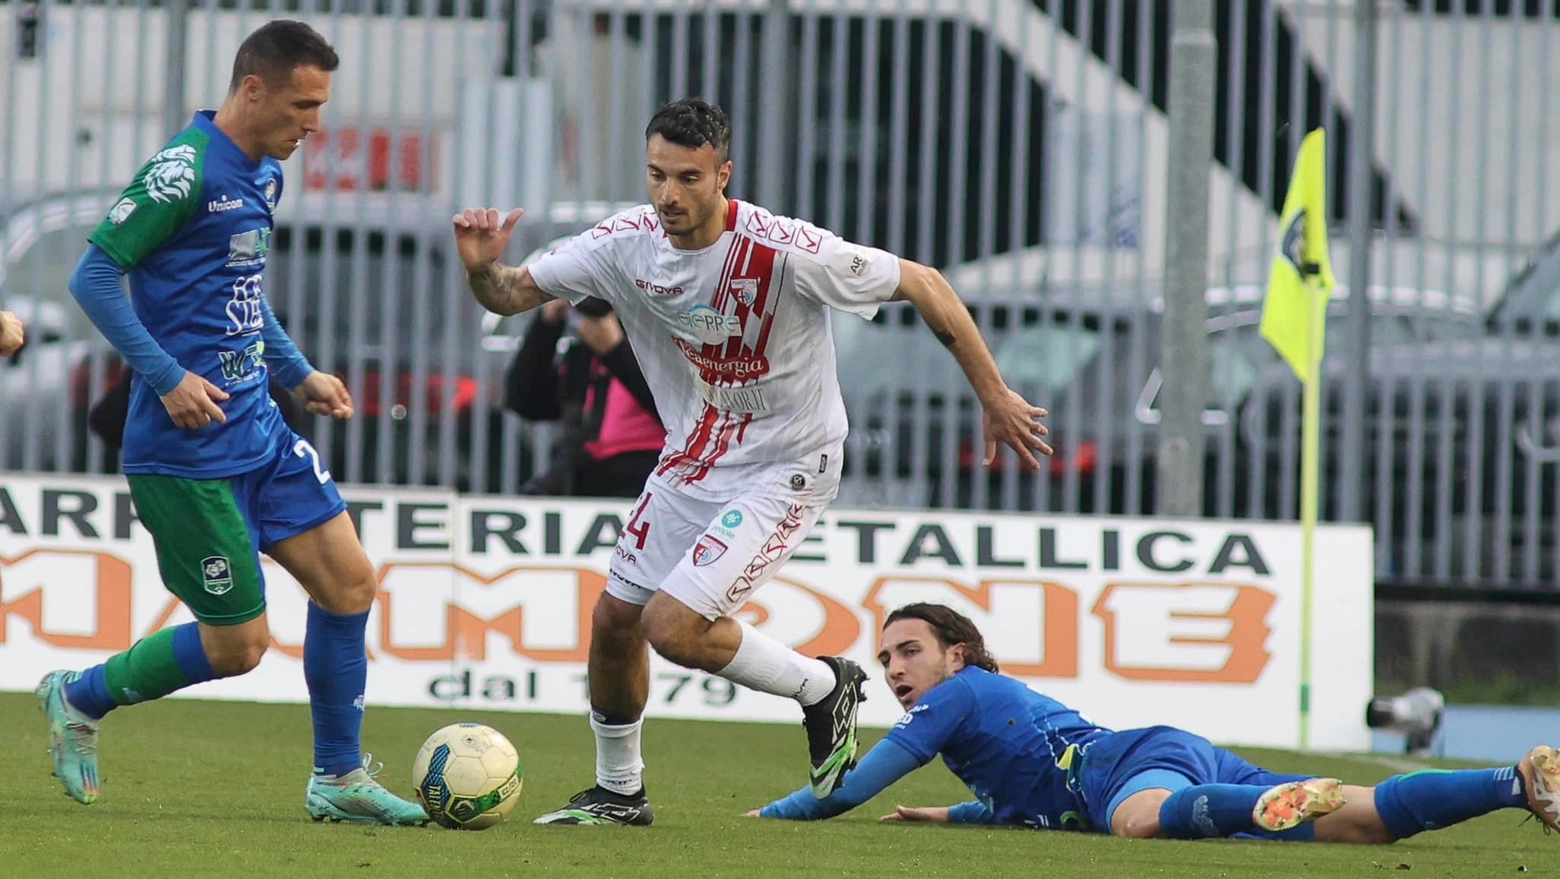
[{"xmin": 412, "ymin": 723, "xmax": 524, "ymax": 830}]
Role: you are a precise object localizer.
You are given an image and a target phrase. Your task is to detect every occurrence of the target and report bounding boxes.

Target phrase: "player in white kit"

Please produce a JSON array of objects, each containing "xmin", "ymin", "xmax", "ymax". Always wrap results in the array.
[{"xmin": 453, "ymin": 99, "xmax": 1051, "ymax": 826}]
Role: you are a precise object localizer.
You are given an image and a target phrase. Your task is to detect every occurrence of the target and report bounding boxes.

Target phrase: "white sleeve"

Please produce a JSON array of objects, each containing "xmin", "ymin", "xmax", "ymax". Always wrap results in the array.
[
  {"xmin": 526, "ymin": 233, "xmax": 611, "ymax": 307},
  {"xmin": 791, "ymin": 225, "xmax": 902, "ymax": 319}
]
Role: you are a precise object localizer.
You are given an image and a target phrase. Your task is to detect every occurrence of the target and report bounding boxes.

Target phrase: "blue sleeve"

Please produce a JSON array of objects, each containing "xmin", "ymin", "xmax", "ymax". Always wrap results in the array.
[
  {"xmin": 948, "ymin": 800, "xmax": 998, "ymax": 825},
  {"xmin": 258, "ymin": 293, "xmax": 314, "ymax": 390},
  {"xmin": 883, "ymin": 676, "xmax": 976, "ymax": 763},
  {"xmin": 758, "ymin": 738, "xmax": 921, "ymax": 821},
  {"xmin": 68, "ymin": 244, "xmax": 185, "ymax": 396}
]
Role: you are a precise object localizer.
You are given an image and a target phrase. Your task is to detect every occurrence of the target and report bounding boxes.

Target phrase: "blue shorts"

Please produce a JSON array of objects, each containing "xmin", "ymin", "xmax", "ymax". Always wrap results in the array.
[
  {"xmin": 232, "ymin": 431, "xmax": 347, "ymax": 552},
  {"xmin": 1079, "ymin": 726, "xmax": 1309, "ymax": 840}
]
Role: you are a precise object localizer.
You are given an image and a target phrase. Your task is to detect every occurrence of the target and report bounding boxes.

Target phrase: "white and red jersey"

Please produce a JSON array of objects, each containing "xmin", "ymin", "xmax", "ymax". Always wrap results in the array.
[{"xmin": 527, "ymin": 199, "xmax": 902, "ymax": 501}]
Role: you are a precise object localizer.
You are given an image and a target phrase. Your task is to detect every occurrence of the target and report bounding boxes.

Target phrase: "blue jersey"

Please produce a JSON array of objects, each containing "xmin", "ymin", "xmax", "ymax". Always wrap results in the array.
[
  {"xmin": 883, "ymin": 667, "xmax": 1111, "ymax": 830},
  {"xmin": 87, "ymin": 111, "xmax": 290, "ymax": 478}
]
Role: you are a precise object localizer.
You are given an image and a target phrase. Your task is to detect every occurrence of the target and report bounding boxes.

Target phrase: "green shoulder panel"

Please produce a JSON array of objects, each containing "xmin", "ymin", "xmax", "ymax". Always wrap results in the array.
[{"xmin": 88, "ymin": 126, "xmax": 211, "ymax": 269}]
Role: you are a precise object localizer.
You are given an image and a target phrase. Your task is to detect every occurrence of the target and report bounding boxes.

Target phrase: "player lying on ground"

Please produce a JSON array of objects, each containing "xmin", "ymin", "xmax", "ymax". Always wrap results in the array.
[
  {"xmin": 751, "ymin": 602, "xmax": 1560, "ymax": 842},
  {"xmin": 454, "ymin": 99, "xmax": 1051, "ymax": 826},
  {"xmin": 40, "ymin": 20, "xmax": 425, "ymax": 825}
]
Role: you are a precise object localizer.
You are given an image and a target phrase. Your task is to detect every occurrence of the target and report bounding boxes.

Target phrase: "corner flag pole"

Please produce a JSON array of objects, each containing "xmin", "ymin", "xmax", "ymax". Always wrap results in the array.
[
  {"xmin": 1257, "ymin": 128, "xmax": 1334, "ymax": 753},
  {"xmin": 1298, "ymin": 277, "xmax": 1323, "ymax": 753}
]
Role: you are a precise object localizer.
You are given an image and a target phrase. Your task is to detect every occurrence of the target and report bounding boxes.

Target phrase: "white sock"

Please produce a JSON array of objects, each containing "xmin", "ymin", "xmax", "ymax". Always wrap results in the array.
[
  {"xmin": 590, "ymin": 715, "xmax": 644, "ymax": 796},
  {"xmin": 718, "ymin": 621, "xmax": 837, "ymax": 706}
]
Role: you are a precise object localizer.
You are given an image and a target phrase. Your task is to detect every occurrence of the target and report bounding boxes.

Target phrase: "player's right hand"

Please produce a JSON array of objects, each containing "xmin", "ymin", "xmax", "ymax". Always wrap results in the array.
[
  {"xmin": 452, "ymin": 207, "xmax": 524, "ymax": 272},
  {"xmin": 879, "ymin": 805, "xmax": 951, "ymax": 824},
  {"xmin": 161, "ymin": 370, "xmax": 229, "ymax": 430}
]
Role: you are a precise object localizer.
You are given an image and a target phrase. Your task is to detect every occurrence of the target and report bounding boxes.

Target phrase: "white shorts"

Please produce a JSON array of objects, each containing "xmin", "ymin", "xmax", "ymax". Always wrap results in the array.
[{"xmin": 606, "ymin": 475, "xmax": 826, "ymax": 620}]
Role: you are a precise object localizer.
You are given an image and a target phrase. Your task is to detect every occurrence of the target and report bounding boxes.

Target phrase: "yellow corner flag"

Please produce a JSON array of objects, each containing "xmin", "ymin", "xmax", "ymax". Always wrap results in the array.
[
  {"xmin": 1261, "ymin": 129, "xmax": 1337, "ymax": 754},
  {"xmin": 1260, "ymin": 129, "xmax": 1337, "ymax": 380}
]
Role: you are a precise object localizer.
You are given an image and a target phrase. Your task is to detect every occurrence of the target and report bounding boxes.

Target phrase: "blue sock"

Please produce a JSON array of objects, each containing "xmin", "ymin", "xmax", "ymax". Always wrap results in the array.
[
  {"xmin": 64, "ymin": 666, "xmax": 117, "ymax": 720},
  {"xmin": 1373, "ymin": 767, "xmax": 1525, "ymax": 839},
  {"xmin": 304, "ymin": 603, "xmax": 369, "ymax": 778},
  {"xmin": 1158, "ymin": 784, "xmax": 1265, "ymax": 838},
  {"xmin": 64, "ymin": 623, "xmax": 217, "ymax": 720}
]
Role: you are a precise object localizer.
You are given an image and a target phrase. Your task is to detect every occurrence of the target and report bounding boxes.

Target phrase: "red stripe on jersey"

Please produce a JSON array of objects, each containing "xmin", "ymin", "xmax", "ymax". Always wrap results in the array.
[
  {"xmin": 658, "ymin": 402, "xmax": 721, "ymax": 478},
  {"xmin": 721, "ymin": 240, "xmax": 776, "ymax": 363},
  {"xmin": 747, "ymin": 248, "xmax": 781, "ymax": 358},
  {"xmin": 690, "ymin": 232, "xmax": 747, "ymax": 386},
  {"xmin": 748, "ymin": 244, "xmax": 779, "ymax": 318},
  {"xmin": 725, "ymin": 199, "xmax": 741, "ymax": 233},
  {"xmin": 684, "ymin": 412, "xmax": 744, "ymax": 485}
]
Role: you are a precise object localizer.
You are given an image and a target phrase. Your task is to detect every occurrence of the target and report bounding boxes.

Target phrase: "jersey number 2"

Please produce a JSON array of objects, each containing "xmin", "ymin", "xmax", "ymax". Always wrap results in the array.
[{"xmin": 293, "ymin": 439, "xmax": 333, "ymax": 485}]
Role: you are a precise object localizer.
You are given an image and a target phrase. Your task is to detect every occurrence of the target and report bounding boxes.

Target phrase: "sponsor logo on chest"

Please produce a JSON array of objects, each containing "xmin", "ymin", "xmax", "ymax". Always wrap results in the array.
[
  {"xmin": 675, "ymin": 303, "xmax": 744, "ymax": 346},
  {"xmin": 228, "ymin": 227, "xmax": 272, "ymax": 268}
]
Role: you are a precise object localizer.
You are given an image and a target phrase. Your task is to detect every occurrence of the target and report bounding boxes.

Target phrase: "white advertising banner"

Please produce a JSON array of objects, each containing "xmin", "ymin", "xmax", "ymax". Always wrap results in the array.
[{"xmin": 0, "ymin": 473, "xmax": 1374, "ymax": 750}]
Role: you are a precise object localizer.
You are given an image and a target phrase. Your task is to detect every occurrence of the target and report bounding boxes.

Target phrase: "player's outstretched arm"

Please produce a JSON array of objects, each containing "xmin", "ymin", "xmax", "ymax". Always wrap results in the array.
[
  {"xmin": 452, "ymin": 208, "xmax": 555, "ymax": 316},
  {"xmin": 890, "ymin": 260, "xmax": 1053, "ymax": 470},
  {"xmin": 748, "ymin": 738, "xmax": 922, "ymax": 821}
]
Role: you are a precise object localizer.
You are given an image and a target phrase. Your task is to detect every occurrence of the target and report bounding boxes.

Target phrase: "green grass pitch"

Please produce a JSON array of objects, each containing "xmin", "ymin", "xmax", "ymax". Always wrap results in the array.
[{"xmin": 0, "ymin": 692, "xmax": 1548, "ymax": 879}]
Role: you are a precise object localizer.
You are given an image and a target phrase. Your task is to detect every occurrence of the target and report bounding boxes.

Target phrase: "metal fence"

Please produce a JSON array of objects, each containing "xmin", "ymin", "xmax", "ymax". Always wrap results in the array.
[{"xmin": 2, "ymin": 0, "xmax": 1559, "ymax": 593}]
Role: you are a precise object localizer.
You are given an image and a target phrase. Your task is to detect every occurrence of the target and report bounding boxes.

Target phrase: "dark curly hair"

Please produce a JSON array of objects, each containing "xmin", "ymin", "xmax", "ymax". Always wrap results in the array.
[
  {"xmin": 883, "ymin": 603, "xmax": 1000, "ymax": 673},
  {"xmin": 645, "ymin": 98, "xmax": 732, "ymax": 162}
]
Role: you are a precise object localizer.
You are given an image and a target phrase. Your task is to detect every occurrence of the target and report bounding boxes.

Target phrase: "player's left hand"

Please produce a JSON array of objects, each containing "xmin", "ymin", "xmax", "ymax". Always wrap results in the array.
[
  {"xmin": 981, "ymin": 386, "xmax": 1051, "ymax": 470},
  {"xmin": 744, "ymin": 809, "xmax": 762, "ymax": 818},
  {"xmin": 295, "ymin": 371, "xmax": 354, "ymax": 420}
]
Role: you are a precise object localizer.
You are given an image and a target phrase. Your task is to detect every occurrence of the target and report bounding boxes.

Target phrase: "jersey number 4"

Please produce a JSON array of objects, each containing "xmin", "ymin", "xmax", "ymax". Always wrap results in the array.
[{"xmin": 624, "ymin": 492, "xmax": 652, "ymax": 550}]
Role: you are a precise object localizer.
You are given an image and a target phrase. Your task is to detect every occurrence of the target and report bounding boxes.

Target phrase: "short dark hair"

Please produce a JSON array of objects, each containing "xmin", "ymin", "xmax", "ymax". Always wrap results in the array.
[
  {"xmin": 883, "ymin": 603, "xmax": 1000, "ymax": 673},
  {"xmin": 229, "ymin": 20, "xmax": 339, "ymax": 93},
  {"xmin": 645, "ymin": 99, "xmax": 732, "ymax": 162}
]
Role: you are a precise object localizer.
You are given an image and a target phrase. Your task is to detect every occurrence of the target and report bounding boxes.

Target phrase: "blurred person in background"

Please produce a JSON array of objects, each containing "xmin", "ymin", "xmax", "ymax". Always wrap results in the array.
[{"xmin": 505, "ymin": 295, "xmax": 663, "ymax": 498}]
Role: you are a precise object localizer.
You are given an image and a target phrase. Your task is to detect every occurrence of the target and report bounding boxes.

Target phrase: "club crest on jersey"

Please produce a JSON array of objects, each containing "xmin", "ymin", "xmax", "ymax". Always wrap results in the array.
[
  {"xmin": 692, "ymin": 535, "xmax": 728, "ymax": 567},
  {"xmin": 731, "ymin": 278, "xmax": 758, "ymax": 305}
]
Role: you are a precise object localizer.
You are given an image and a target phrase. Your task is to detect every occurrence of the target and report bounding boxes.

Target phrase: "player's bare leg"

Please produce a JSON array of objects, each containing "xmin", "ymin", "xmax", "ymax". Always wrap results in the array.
[
  {"xmin": 269, "ymin": 513, "xmax": 427, "ymax": 826},
  {"xmin": 1314, "ymin": 762, "xmax": 1539, "ymax": 843},
  {"xmin": 535, "ymin": 593, "xmax": 656, "ymax": 826},
  {"xmin": 640, "ymin": 592, "xmax": 866, "ymax": 799}
]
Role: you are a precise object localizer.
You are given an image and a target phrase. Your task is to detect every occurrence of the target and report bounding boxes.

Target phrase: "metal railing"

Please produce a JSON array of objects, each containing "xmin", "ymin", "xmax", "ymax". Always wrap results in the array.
[{"xmin": 2, "ymin": 0, "xmax": 1559, "ymax": 592}]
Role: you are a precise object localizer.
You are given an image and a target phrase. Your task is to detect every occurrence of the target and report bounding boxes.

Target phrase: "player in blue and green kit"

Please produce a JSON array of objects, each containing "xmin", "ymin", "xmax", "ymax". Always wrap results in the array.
[
  {"xmin": 37, "ymin": 19, "xmax": 426, "ymax": 826},
  {"xmin": 754, "ymin": 603, "xmax": 1560, "ymax": 844}
]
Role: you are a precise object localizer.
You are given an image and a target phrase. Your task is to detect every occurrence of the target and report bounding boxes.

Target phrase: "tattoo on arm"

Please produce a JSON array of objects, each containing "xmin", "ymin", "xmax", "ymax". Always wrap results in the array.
[
  {"xmin": 466, "ymin": 263, "xmax": 537, "ymax": 316},
  {"xmin": 933, "ymin": 328, "xmax": 956, "ymax": 348}
]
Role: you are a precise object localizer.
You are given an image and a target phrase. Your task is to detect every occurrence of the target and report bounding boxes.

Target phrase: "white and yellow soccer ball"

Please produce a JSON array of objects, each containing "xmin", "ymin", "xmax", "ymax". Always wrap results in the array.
[{"xmin": 412, "ymin": 723, "xmax": 523, "ymax": 830}]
